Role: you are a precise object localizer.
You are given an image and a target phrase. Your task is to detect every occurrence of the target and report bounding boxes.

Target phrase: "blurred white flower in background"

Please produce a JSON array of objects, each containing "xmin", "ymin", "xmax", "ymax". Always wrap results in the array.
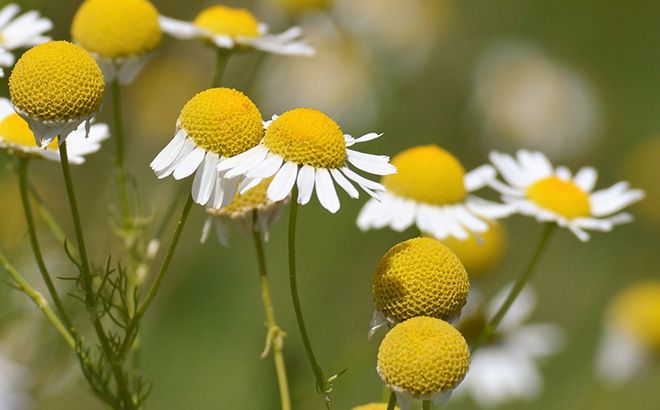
[
  {"xmin": 472, "ymin": 42, "xmax": 601, "ymax": 161},
  {"xmin": 454, "ymin": 285, "xmax": 564, "ymax": 408},
  {"xmin": 0, "ymin": 349, "xmax": 31, "ymax": 410},
  {"xmin": 0, "ymin": 4, "xmax": 52, "ymax": 77}
]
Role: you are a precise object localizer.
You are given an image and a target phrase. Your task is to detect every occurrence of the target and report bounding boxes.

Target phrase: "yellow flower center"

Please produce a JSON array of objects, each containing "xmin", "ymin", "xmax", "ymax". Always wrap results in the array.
[
  {"xmin": 71, "ymin": 0, "xmax": 162, "ymax": 59},
  {"xmin": 373, "ymin": 237, "xmax": 469, "ymax": 322},
  {"xmin": 526, "ymin": 176, "xmax": 590, "ymax": 219},
  {"xmin": 377, "ymin": 317, "xmax": 469, "ymax": 397},
  {"xmin": 382, "ymin": 145, "xmax": 466, "ymax": 206},
  {"xmin": 208, "ymin": 178, "xmax": 277, "ymax": 217},
  {"xmin": 193, "ymin": 6, "xmax": 260, "ymax": 38},
  {"xmin": 609, "ymin": 280, "xmax": 660, "ymax": 351},
  {"xmin": 9, "ymin": 41, "xmax": 105, "ymax": 122},
  {"xmin": 0, "ymin": 113, "xmax": 57, "ymax": 150},
  {"xmin": 352, "ymin": 404, "xmax": 399, "ymax": 410},
  {"xmin": 263, "ymin": 108, "xmax": 346, "ymax": 168},
  {"xmin": 440, "ymin": 222, "xmax": 506, "ymax": 280},
  {"xmin": 178, "ymin": 88, "xmax": 264, "ymax": 157}
]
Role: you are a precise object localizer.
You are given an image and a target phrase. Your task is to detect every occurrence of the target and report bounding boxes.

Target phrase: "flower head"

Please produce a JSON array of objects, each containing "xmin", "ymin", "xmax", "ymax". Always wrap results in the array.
[
  {"xmin": 488, "ymin": 149, "xmax": 645, "ymax": 241},
  {"xmin": 352, "ymin": 403, "xmax": 398, "ymax": 410},
  {"xmin": 218, "ymin": 108, "xmax": 395, "ymax": 213},
  {"xmin": 150, "ymin": 87, "xmax": 264, "ymax": 208},
  {"xmin": 8, "ymin": 41, "xmax": 105, "ymax": 147},
  {"xmin": 377, "ymin": 316, "xmax": 469, "ymax": 405},
  {"xmin": 597, "ymin": 280, "xmax": 660, "ymax": 385},
  {"xmin": 71, "ymin": 0, "xmax": 162, "ymax": 84},
  {"xmin": 159, "ymin": 5, "xmax": 314, "ymax": 56},
  {"xmin": 0, "ymin": 4, "xmax": 52, "ymax": 75},
  {"xmin": 0, "ymin": 98, "xmax": 108, "ymax": 164},
  {"xmin": 441, "ymin": 222, "xmax": 506, "ymax": 280},
  {"xmin": 371, "ymin": 237, "xmax": 469, "ymax": 336},
  {"xmin": 358, "ymin": 145, "xmax": 514, "ymax": 239}
]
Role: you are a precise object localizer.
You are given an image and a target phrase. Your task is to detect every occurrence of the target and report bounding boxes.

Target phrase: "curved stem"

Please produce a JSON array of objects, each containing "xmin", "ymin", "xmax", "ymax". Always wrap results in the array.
[
  {"xmin": 287, "ymin": 189, "xmax": 332, "ymax": 409},
  {"xmin": 112, "ymin": 78, "xmax": 130, "ymax": 227},
  {"xmin": 386, "ymin": 391, "xmax": 397, "ymax": 410},
  {"xmin": 212, "ymin": 49, "xmax": 232, "ymax": 87},
  {"xmin": 0, "ymin": 251, "xmax": 75, "ymax": 349},
  {"xmin": 17, "ymin": 158, "xmax": 72, "ymax": 328},
  {"xmin": 471, "ymin": 223, "xmax": 556, "ymax": 353},
  {"xmin": 58, "ymin": 139, "xmax": 136, "ymax": 409},
  {"xmin": 251, "ymin": 212, "xmax": 291, "ymax": 410}
]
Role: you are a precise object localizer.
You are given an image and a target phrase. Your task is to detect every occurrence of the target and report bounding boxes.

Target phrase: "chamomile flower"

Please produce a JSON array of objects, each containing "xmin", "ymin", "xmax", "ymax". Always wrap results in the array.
[
  {"xmin": 0, "ymin": 4, "xmax": 52, "ymax": 76},
  {"xmin": 352, "ymin": 403, "xmax": 398, "ymax": 410},
  {"xmin": 217, "ymin": 108, "xmax": 395, "ymax": 213},
  {"xmin": 358, "ymin": 145, "xmax": 514, "ymax": 240},
  {"xmin": 377, "ymin": 316, "xmax": 469, "ymax": 409},
  {"xmin": 440, "ymin": 222, "xmax": 506, "ymax": 280},
  {"xmin": 8, "ymin": 41, "xmax": 105, "ymax": 147},
  {"xmin": 0, "ymin": 98, "xmax": 109, "ymax": 164},
  {"xmin": 596, "ymin": 280, "xmax": 660, "ymax": 385},
  {"xmin": 370, "ymin": 237, "xmax": 469, "ymax": 337},
  {"xmin": 159, "ymin": 5, "xmax": 314, "ymax": 56},
  {"xmin": 201, "ymin": 178, "xmax": 288, "ymax": 246},
  {"xmin": 488, "ymin": 149, "xmax": 645, "ymax": 241},
  {"xmin": 454, "ymin": 285, "xmax": 564, "ymax": 408},
  {"xmin": 71, "ymin": 0, "xmax": 162, "ymax": 85},
  {"xmin": 150, "ymin": 88, "xmax": 264, "ymax": 208}
]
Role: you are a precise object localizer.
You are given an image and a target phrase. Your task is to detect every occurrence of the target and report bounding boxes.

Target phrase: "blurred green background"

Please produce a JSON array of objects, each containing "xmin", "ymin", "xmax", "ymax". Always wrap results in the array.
[{"xmin": 0, "ymin": 0, "xmax": 658, "ymax": 409}]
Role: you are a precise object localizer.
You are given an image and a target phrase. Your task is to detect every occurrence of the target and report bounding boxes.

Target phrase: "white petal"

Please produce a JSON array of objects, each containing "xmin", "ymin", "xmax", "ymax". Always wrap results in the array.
[
  {"xmin": 191, "ymin": 153, "xmax": 219, "ymax": 205},
  {"xmin": 590, "ymin": 185, "xmax": 645, "ymax": 217},
  {"xmin": 0, "ymin": 5, "xmax": 20, "ymax": 29},
  {"xmin": 330, "ymin": 168, "xmax": 359, "ymax": 199},
  {"xmin": 155, "ymin": 137, "xmax": 195, "ymax": 179},
  {"xmin": 489, "ymin": 151, "xmax": 530, "ymax": 188},
  {"xmin": 346, "ymin": 149, "xmax": 396, "ymax": 175},
  {"xmin": 573, "ymin": 167, "xmax": 598, "ymax": 192},
  {"xmin": 568, "ymin": 223, "xmax": 590, "ymax": 241},
  {"xmin": 453, "ymin": 205, "xmax": 489, "ymax": 232},
  {"xmin": 464, "ymin": 164, "xmax": 496, "ymax": 192},
  {"xmin": 314, "ymin": 168, "xmax": 340, "ymax": 213},
  {"xmin": 224, "ymin": 145, "xmax": 269, "ymax": 178},
  {"xmin": 212, "ymin": 34, "xmax": 234, "ymax": 49},
  {"xmin": 296, "ymin": 165, "xmax": 315, "ymax": 205},
  {"xmin": 267, "ymin": 161, "xmax": 298, "ymax": 202},
  {"xmin": 173, "ymin": 146, "xmax": 206, "ymax": 179},
  {"xmin": 158, "ymin": 16, "xmax": 201, "ymax": 39},
  {"xmin": 150, "ymin": 130, "xmax": 186, "ymax": 172},
  {"xmin": 217, "ymin": 144, "xmax": 264, "ymax": 171},
  {"xmin": 340, "ymin": 167, "xmax": 385, "ymax": 199},
  {"xmin": 246, "ymin": 152, "xmax": 284, "ymax": 178}
]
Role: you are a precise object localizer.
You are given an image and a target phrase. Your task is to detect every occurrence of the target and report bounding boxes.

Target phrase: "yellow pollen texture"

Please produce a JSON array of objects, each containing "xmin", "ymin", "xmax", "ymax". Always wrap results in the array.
[
  {"xmin": 72, "ymin": 0, "xmax": 162, "ymax": 59},
  {"xmin": 377, "ymin": 317, "xmax": 469, "ymax": 397},
  {"xmin": 352, "ymin": 404, "xmax": 399, "ymax": 410},
  {"xmin": 194, "ymin": 6, "xmax": 260, "ymax": 38},
  {"xmin": 609, "ymin": 280, "xmax": 660, "ymax": 351},
  {"xmin": 209, "ymin": 178, "xmax": 275, "ymax": 217},
  {"xmin": 9, "ymin": 41, "xmax": 105, "ymax": 122},
  {"xmin": 0, "ymin": 114, "xmax": 58, "ymax": 151},
  {"xmin": 178, "ymin": 88, "xmax": 264, "ymax": 157},
  {"xmin": 373, "ymin": 237, "xmax": 469, "ymax": 322},
  {"xmin": 263, "ymin": 108, "xmax": 346, "ymax": 168},
  {"xmin": 441, "ymin": 222, "xmax": 506, "ymax": 280},
  {"xmin": 382, "ymin": 145, "xmax": 467, "ymax": 206},
  {"xmin": 526, "ymin": 176, "xmax": 590, "ymax": 219}
]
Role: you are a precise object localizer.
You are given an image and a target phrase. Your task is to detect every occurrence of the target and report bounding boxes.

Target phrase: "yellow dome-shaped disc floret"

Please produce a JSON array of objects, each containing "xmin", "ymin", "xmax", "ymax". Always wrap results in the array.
[
  {"xmin": 263, "ymin": 108, "xmax": 346, "ymax": 168},
  {"xmin": 208, "ymin": 177, "xmax": 277, "ymax": 218},
  {"xmin": 608, "ymin": 280, "xmax": 660, "ymax": 351},
  {"xmin": 377, "ymin": 317, "xmax": 469, "ymax": 397},
  {"xmin": 382, "ymin": 145, "xmax": 467, "ymax": 206},
  {"xmin": 440, "ymin": 222, "xmax": 506, "ymax": 280},
  {"xmin": 72, "ymin": 0, "xmax": 162, "ymax": 59},
  {"xmin": 352, "ymin": 403, "xmax": 399, "ymax": 410},
  {"xmin": 194, "ymin": 5, "xmax": 260, "ymax": 38},
  {"xmin": 373, "ymin": 237, "xmax": 469, "ymax": 322},
  {"xmin": 526, "ymin": 176, "xmax": 590, "ymax": 219},
  {"xmin": 178, "ymin": 88, "xmax": 264, "ymax": 157},
  {"xmin": 9, "ymin": 41, "xmax": 105, "ymax": 123}
]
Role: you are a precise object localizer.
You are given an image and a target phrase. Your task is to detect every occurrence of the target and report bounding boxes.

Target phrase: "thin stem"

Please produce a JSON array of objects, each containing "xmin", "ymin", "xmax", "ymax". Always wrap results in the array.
[
  {"xmin": 422, "ymin": 400, "xmax": 431, "ymax": 410},
  {"xmin": 112, "ymin": 77, "xmax": 130, "ymax": 227},
  {"xmin": 471, "ymin": 223, "xmax": 556, "ymax": 353},
  {"xmin": 212, "ymin": 49, "xmax": 232, "ymax": 87},
  {"xmin": 287, "ymin": 188, "xmax": 332, "ymax": 409},
  {"xmin": 58, "ymin": 139, "xmax": 136, "ymax": 409},
  {"xmin": 0, "ymin": 251, "xmax": 75, "ymax": 349},
  {"xmin": 17, "ymin": 158, "xmax": 72, "ymax": 328},
  {"xmin": 386, "ymin": 391, "xmax": 397, "ymax": 410},
  {"xmin": 251, "ymin": 212, "xmax": 291, "ymax": 410},
  {"xmin": 28, "ymin": 181, "xmax": 69, "ymax": 251}
]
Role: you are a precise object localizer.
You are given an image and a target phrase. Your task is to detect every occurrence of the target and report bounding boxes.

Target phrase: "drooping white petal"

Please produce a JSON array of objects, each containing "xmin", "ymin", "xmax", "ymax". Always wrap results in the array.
[
  {"xmin": 346, "ymin": 149, "xmax": 396, "ymax": 175},
  {"xmin": 173, "ymin": 146, "xmax": 206, "ymax": 179},
  {"xmin": 330, "ymin": 168, "xmax": 359, "ymax": 199},
  {"xmin": 464, "ymin": 164, "xmax": 496, "ymax": 192},
  {"xmin": 453, "ymin": 205, "xmax": 489, "ymax": 232},
  {"xmin": 296, "ymin": 165, "xmax": 315, "ymax": 205},
  {"xmin": 150, "ymin": 129, "xmax": 186, "ymax": 172},
  {"xmin": 224, "ymin": 145, "xmax": 269, "ymax": 178},
  {"xmin": 314, "ymin": 168, "xmax": 340, "ymax": 213},
  {"xmin": 267, "ymin": 161, "xmax": 298, "ymax": 201},
  {"xmin": 246, "ymin": 152, "xmax": 284, "ymax": 178},
  {"xmin": 340, "ymin": 167, "xmax": 385, "ymax": 199},
  {"xmin": 568, "ymin": 223, "xmax": 590, "ymax": 241},
  {"xmin": 211, "ymin": 34, "xmax": 234, "ymax": 49},
  {"xmin": 217, "ymin": 144, "xmax": 263, "ymax": 171},
  {"xmin": 191, "ymin": 152, "xmax": 219, "ymax": 205},
  {"xmin": 155, "ymin": 137, "xmax": 195, "ymax": 179}
]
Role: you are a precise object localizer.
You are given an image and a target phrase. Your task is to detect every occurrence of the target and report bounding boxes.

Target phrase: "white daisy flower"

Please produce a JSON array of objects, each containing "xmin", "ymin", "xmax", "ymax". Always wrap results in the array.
[
  {"xmin": 357, "ymin": 145, "xmax": 514, "ymax": 240},
  {"xmin": 454, "ymin": 285, "xmax": 564, "ymax": 408},
  {"xmin": 71, "ymin": 0, "xmax": 162, "ymax": 85},
  {"xmin": 488, "ymin": 149, "xmax": 645, "ymax": 241},
  {"xmin": 0, "ymin": 349, "xmax": 31, "ymax": 410},
  {"xmin": 150, "ymin": 87, "xmax": 265, "ymax": 208},
  {"xmin": 596, "ymin": 280, "xmax": 660, "ymax": 385},
  {"xmin": 0, "ymin": 97, "xmax": 108, "ymax": 164},
  {"xmin": 201, "ymin": 177, "xmax": 288, "ymax": 246},
  {"xmin": 217, "ymin": 108, "xmax": 395, "ymax": 214},
  {"xmin": 159, "ymin": 5, "xmax": 314, "ymax": 56},
  {"xmin": 0, "ymin": 3, "xmax": 52, "ymax": 75}
]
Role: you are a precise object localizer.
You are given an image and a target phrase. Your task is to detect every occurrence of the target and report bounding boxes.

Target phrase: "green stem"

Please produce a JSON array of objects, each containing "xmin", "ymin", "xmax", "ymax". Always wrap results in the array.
[
  {"xmin": 386, "ymin": 391, "xmax": 397, "ymax": 410},
  {"xmin": 287, "ymin": 188, "xmax": 332, "ymax": 409},
  {"xmin": 112, "ymin": 78, "xmax": 130, "ymax": 227},
  {"xmin": 0, "ymin": 251, "xmax": 75, "ymax": 349},
  {"xmin": 471, "ymin": 223, "xmax": 556, "ymax": 353},
  {"xmin": 212, "ymin": 49, "xmax": 232, "ymax": 87},
  {"xmin": 251, "ymin": 212, "xmax": 291, "ymax": 410},
  {"xmin": 17, "ymin": 158, "xmax": 72, "ymax": 328},
  {"xmin": 28, "ymin": 181, "xmax": 69, "ymax": 251},
  {"xmin": 58, "ymin": 139, "xmax": 136, "ymax": 409},
  {"xmin": 422, "ymin": 400, "xmax": 431, "ymax": 410}
]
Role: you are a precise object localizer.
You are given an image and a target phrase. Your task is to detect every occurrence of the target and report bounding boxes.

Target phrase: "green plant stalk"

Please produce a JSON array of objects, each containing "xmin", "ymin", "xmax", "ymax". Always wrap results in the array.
[
  {"xmin": 287, "ymin": 188, "xmax": 332, "ymax": 409},
  {"xmin": 471, "ymin": 223, "xmax": 556, "ymax": 353},
  {"xmin": 58, "ymin": 139, "xmax": 136, "ymax": 409},
  {"xmin": 112, "ymin": 77, "xmax": 130, "ymax": 228},
  {"xmin": 422, "ymin": 400, "xmax": 431, "ymax": 410},
  {"xmin": 17, "ymin": 158, "xmax": 72, "ymax": 328},
  {"xmin": 0, "ymin": 251, "xmax": 75, "ymax": 349},
  {"xmin": 28, "ymin": 181, "xmax": 69, "ymax": 252},
  {"xmin": 386, "ymin": 391, "xmax": 397, "ymax": 410},
  {"xmin": 251, "ymin": 212, "xmax": 291, "ymax": 410},
  {"xmin": 212, "ymin": 49, "xmax": 232, "ymax": 87}
]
